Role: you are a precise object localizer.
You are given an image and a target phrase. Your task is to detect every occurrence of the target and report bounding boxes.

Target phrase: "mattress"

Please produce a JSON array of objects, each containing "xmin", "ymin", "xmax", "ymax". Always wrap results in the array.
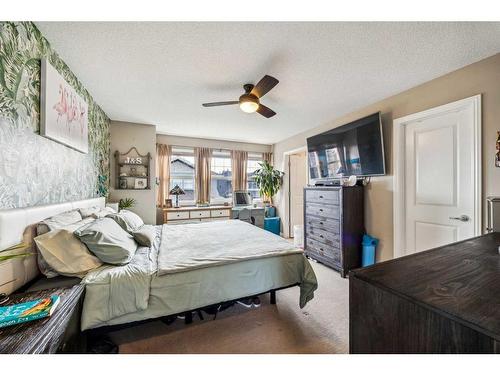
[{"xmin": 81, "ymin": 221, "xmax": 318, "ymax": 330}]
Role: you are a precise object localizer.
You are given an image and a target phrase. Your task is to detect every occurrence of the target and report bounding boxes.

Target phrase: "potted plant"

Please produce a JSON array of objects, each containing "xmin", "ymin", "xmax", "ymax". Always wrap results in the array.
[
  {"xmin": 119, "ymin": 197, "xmax": 136, "ymax": 211},
  {"xmin": 253, "ymin": 161, "xmax": 284, "ymax": 207}
]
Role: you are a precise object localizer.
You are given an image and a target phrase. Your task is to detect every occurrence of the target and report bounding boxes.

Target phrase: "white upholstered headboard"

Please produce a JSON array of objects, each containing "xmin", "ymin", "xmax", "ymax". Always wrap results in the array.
[{"xmin": 0, "ymin": 197, "xmax": 105, "ymax": 294}]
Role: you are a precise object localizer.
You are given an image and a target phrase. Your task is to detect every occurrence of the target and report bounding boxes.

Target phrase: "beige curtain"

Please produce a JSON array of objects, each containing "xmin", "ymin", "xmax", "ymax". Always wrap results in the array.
[
  {"xmin": 231, "ymin": 150, "xmax": 248, "ymax": 191},
  {"xmin": 156, "ymin": 144, "xmax": 172, "ymax": 207},
  {"xmin": 195, "ymin": 147, "xmax": 212, "ymax": 204},
  {"xmin": 263, "ymin": 152, "xmax": 273, "ymax": 166}
]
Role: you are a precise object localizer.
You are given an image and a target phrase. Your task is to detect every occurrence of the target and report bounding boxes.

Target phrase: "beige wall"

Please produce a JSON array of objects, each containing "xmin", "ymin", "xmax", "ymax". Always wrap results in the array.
[
  {"xmin": 273, "ymin": 53, "xmax": 500, "ymax": 262},
  {"xmin": 156, "ymin": 134, "xmax": 272, "ymax": 153},
  {"xmin": 110, "ymin": 121, "xmax": 157, "ymax": 224}
]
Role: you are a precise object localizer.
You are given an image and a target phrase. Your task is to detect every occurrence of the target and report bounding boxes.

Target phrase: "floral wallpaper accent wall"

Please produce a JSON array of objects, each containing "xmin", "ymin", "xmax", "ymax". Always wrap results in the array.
[{"xmin": 0, "ymin": 22, "xmax": 110, "ymax": 209}]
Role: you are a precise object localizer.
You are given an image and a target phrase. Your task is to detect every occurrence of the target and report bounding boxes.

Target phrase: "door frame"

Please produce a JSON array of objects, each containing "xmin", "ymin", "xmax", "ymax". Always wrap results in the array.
[
  {"xmin": 283, "ymin": 146, "xmax": 308, "ymax": 238},
  {"xmin": 393, "ymin": 95, "xmax": 482, "ymax": 258}
]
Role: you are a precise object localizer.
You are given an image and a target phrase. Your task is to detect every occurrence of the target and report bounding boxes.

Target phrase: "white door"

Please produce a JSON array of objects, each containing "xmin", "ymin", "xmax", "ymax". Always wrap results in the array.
[
  {"xmin": 394, "ymin": 95, "xmax": 481, "ymax": 257},
  {"xmin": 289, "ymin": 151, "xmax": 307, "ymax": 237}
]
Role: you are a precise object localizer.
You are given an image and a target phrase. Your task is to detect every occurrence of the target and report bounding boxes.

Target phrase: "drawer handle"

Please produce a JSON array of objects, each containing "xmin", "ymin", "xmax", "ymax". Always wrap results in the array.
[{"xmin": 319, "ymin": 208, "xmax": 323, "ymax": 212}]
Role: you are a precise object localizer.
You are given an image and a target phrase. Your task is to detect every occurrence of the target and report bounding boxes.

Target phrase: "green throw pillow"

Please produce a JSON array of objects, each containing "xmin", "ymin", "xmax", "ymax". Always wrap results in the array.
[{"xmin": 74, "ymin": 217, "xmax": 138, "ymax": 265}]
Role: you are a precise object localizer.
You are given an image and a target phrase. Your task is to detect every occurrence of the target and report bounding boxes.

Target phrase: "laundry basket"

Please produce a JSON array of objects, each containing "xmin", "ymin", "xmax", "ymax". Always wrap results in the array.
[{"xmin": 293, "ymin": 225, "xmax": 304, "ymax": 248}]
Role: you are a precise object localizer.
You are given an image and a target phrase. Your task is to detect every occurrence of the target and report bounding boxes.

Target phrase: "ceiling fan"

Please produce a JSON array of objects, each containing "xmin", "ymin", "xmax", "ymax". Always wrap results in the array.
[{"xmin": 202, "ymin": 75, "xmax": 279, "ymax": 118}]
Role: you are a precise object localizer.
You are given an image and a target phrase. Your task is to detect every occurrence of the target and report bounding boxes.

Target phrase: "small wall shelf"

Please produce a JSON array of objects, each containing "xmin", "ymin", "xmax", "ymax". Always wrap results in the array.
[{"xmin": 114, "ymin": 147, "xmax": 151, "ymax": 190}]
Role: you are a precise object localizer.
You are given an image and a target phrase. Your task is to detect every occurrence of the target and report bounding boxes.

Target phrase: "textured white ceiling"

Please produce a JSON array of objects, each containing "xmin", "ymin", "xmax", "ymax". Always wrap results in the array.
[{"xmin": 36, "ymin": 22, "xmax": 500, "ymax": 145}]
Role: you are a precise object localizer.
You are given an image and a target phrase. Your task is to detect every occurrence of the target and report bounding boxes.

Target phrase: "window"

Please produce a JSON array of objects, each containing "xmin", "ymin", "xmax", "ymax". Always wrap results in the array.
[
  {"xmin": 170, "ymin": 147, "xmax": 195, "ymax": 205},
  {"xmin": 211, "ymin": 150, "xmax": 232, "ymax": 204},
  {"xmin": 247, "ymin": 153, "xmax": 263, "ymax": 200}
]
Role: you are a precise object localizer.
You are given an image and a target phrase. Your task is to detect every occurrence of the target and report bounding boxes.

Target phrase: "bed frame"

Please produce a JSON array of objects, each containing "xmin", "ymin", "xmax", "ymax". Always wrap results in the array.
[{"xmin": 86, "ymin": 283, "xmax": 299, "ymax": 338}]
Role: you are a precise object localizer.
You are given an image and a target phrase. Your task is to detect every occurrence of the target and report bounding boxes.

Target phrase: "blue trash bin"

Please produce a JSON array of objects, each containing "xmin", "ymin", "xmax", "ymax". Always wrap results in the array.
[
  {"xmin": 362, "ymin": 234, "xmax": 379, "ymax": 267},
  {"xmin": 264, "ymin": 217, "xmax": 280, "ymax": 235}
]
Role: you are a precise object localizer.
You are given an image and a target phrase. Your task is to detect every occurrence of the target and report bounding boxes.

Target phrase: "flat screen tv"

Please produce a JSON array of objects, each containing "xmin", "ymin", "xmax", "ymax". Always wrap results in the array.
[{"xmin": 307, "ymin": 112, "xmax": 385, "ymax": 183}]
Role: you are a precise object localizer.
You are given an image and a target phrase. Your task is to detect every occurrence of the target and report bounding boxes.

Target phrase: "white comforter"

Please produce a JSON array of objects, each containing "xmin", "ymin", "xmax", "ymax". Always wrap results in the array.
[{"xmin": 157, "ymin": 220, "xmax": 303, "ymax": 275}]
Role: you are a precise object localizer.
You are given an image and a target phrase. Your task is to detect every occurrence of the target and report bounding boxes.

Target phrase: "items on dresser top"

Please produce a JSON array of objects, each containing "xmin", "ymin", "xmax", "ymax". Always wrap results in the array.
[
  {"xmin": 163, "ymin": 205, "xmax": 232, "ymax": 224},
  {"xmin": 304, "ymin": 186, "xmax": 364, "ymax": 277},
  {"xmin": 0, "ymin": 284, "xmax": 85, "ymax": 353}
]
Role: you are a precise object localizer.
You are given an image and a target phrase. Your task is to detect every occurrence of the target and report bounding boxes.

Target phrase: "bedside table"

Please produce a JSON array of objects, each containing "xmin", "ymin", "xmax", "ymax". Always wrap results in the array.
[{"xmin": 0, "ymin": 284, "xmax": 85, "ymax": 353}]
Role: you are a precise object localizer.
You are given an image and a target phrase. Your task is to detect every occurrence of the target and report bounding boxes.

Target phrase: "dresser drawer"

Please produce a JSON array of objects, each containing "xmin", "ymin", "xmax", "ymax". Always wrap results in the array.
[
  {"xmin": 306, "ymin": 203, "xmax": 340, "ymax": 219},
  {"xmin": 167, "ymin": 211, "xmax": 190, "ymax": 220},
  {"xmin": 306, "ymin": 217, "xmax": 340, "ymax": 233},
  {"xmin": 305, "ymin": 189, "xmax": 340, "ymax": 205},
  {"xmin": 190, "ymin": 210, "xmax": 211, "ymax": 219},
  {"xmin": 210, "ymin": 209, "xmax": 230, "ymax": 218},
  {"xmin": 306, "ymin": 238, "xmax": 341, "ymax": 263},
  {"xmin": 306, "ymin": 226, "xmax": 340, "ymax": 246}
]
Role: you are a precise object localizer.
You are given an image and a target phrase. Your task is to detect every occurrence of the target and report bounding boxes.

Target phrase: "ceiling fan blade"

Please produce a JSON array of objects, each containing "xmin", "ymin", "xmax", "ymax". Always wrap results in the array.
[
  {"xmin": 251, "ymin": 75, "xmax": 279, "ymax": 98},
  {"xmin": 202, "ymin": 101, "xmax": 239, "ymax": 107},
  {"xmin": 256, "ymin": 104, "xmax": 276, "ymax": 118}
]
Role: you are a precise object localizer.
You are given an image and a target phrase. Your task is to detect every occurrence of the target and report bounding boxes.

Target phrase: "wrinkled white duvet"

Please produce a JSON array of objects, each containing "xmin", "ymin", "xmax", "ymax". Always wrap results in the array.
[{"xmin": 157, "ymin": 220, "xmax": 303, "ymax": 275}]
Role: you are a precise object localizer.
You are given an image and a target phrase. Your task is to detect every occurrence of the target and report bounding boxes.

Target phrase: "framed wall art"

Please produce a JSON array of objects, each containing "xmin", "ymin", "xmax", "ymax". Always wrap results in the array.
[{"xmin": 40, "ymin": 58, "xmax": 89, "ymax": 153}]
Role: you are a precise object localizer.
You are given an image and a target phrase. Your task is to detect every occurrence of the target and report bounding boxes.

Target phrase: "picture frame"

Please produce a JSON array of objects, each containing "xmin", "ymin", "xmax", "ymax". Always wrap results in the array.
[
  {"xmin": 40, "ymin": 59, "xmax": 89, "ymax": 153},
  {"xmin": 119, "ymin": 178, "xmax": 128, "ymax": 189},
  {"xmin": 165, "ymin": 198, "xmax": 172, "ymax": 208},
  {"xmin": 134, "ymin": 178, "xmax": 147, "ymax": 189}
]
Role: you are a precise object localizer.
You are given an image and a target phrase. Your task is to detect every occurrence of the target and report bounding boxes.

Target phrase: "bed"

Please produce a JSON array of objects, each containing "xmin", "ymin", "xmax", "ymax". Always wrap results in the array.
[{"xmin": 0, "ymin": 198, "xmax": 318, "ymax": 332}]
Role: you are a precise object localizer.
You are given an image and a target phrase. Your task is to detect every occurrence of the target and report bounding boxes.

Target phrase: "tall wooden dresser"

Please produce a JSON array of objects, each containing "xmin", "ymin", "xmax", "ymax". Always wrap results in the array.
[{"xmin": 303, "ymin": 186, "xmax": 364, "ymax": 277}]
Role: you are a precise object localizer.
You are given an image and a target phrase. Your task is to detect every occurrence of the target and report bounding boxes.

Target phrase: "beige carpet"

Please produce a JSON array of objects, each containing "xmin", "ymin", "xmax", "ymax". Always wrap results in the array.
[{"xmin": 109, "ymin": 260, "xmax": 349, "ymax": 354}]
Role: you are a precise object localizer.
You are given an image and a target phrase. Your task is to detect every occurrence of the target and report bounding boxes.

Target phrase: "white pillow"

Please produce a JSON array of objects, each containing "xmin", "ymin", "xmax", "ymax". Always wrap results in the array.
[
  {"xmin": 79, "ymin": 206, "xmax": 101, "ymax": 218},
  {"xmin": 35, "ymin": 218, "xmax": 102, "ymax": 278},
  {"xmin": 79, "ymin": 205, "xmax": 116, "ymax": 219},
  {"xmin": 94, "ymin": 206, "xmax": 116, "ymax": 218},
  {"xmin": 36, "ymin": 209, "xmax": 83, "ymax": 236},
  {"xmin": 108, "ymin": 209, "xmax": 144, "ymax": 232}
]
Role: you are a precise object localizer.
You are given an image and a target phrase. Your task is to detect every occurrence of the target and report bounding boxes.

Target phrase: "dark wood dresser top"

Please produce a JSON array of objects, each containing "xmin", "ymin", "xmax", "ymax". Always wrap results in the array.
[{"xmin": 350, "ymin": 233, "xmax": 500, "ymax": 341}]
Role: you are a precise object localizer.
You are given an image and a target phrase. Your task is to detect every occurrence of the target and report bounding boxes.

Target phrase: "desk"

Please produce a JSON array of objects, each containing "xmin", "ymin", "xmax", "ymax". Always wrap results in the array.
[
  {"xmin": 231, "ymin": 206, "xmax": 265, "ymax": 228},
  {"xmin": 163, "ymin": 205, "xmax": 231, "ymax": 224}
]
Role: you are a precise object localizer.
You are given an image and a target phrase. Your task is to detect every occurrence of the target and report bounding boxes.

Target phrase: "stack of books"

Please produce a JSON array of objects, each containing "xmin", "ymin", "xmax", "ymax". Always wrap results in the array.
[{"xmin": 0, "ymin": 295, "xmax": 60, "ymax": 328}]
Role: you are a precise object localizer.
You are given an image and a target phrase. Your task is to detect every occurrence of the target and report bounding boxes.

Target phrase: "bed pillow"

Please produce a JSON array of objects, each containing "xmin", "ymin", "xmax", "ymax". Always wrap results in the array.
[
  {"xmin": 35, "ymin": 218, "xmax": 102, "ymax": 278},
  {"xmin": 79, "ymin": 205, "xmax": 116, "ymax": 219},
  {"xmin": 36, "ymin": 209, "xmax": 83, "ymax": 236},
  {"xmin": 132, "ymin": 225, "xmax": 156, "ymax": 247},
  {"xmin": 74, "ymin": 217, "xmax": 138, "ymax": 265},
  {"xmin": 94, "ymin": 206, "xmax": 117, "ymax": 218},
  {"xmin": 107, "ymin": 209, "xmax": 144, "ymax": 232}
]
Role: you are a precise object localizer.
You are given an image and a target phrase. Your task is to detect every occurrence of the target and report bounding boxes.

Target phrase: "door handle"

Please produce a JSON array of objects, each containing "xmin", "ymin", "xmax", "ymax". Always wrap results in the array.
[{"xmin": 449, "ymin": 215, "xmax": 470, "ymax": 222}]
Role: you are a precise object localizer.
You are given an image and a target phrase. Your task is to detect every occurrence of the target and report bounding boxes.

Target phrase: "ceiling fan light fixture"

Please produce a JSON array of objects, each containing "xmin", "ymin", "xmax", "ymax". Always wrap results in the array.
[
  {"xmin": 239, "ymin": 100, "xmax": 259, "ymax": 113},
  {"xmin": 239, "ymin": 94, "xmax": 259, "ymax": 113}
]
